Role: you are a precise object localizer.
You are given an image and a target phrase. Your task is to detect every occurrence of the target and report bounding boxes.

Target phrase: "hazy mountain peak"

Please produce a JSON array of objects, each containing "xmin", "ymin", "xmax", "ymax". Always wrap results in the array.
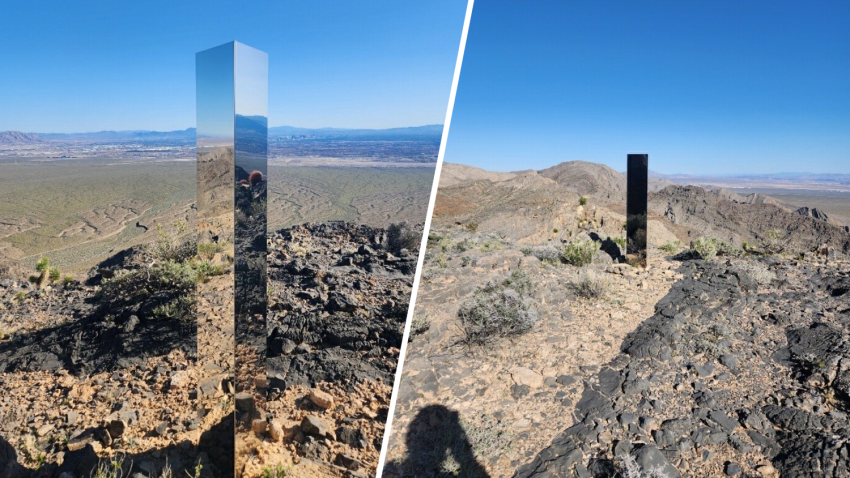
[{"xmin": 0, "ymin": 131, "xmax": 44, "ymax": 145}]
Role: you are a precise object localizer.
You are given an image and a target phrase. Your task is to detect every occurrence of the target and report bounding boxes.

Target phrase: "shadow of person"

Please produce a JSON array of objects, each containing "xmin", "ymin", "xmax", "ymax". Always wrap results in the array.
[{"xmin": 386, "ymin": 405, "xmax": 490, "ymax": 478}]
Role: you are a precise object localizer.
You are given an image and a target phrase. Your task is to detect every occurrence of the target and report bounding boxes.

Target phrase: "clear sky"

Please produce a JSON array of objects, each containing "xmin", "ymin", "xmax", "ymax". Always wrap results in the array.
[
  {"xmin": 445, "ymin": 1, "xmax": 850, "ymax": 175},
  {"xmin": 0, "ymin": 0, "xmax": 466, "ymax": 133}
]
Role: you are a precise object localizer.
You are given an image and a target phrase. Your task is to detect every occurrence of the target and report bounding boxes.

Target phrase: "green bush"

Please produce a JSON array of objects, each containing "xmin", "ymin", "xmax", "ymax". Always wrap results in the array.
[
  {"xmin": 150, "ymin": 221, "xmax": 196, "ymax": 263},
  {"xmin": 63, "ymin": 276, "xmax": 75, "ymax": 286},
  {"xmin": 193, "ymin": 260, "xmax": 227, "ymax": 282},
  {"xmin": 197, "ymin": 241, "xmax": 227, "ymax": 260},
  {"xmin": 659, "ymin": 240, "xmax": 681, "ymax": 254},
  {"xmin": 458, "ymin": 270, "xmax": 537, "ymax": 345},
  {"xmin": 691, "ymin": 237, "xmax": 719, "ymax": 260},
  {"xmin": 48, "ymin": 267, "xmax": 60, "ymax": 282},
  {"xmin": 35, "ymin": 257, "xmax": 50, "ymax": 273},
  {"xmin": 561, "ymin": 239, "xmax": 599, "ymax": 266},
  {"xmin": 101, "ymin": 260, "xmax": 197, "ymax": 321},
  {"xmin": 691, "ymin": 237, "xmax": 740, "ymax": 260},
  {"xmin": 579, "ymin": 196, "xmax": 588, "ymax": 206},
  {"xmin": 611, "ymin": 236, "xmax": 627, "ymax": 249}
]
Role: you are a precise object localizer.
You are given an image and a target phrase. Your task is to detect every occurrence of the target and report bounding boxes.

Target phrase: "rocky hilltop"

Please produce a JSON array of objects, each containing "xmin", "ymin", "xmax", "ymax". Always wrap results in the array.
[
  {"xmin": 436, "ymin": 162, "xmax": 850, "ymax": 254},
  {"xmin": 383, "ymin": 160, "xmax": 850, "ymax": 478},
  {"xmin": 0, "ymin": 220, "xmax": 419, "ymax": 478}
]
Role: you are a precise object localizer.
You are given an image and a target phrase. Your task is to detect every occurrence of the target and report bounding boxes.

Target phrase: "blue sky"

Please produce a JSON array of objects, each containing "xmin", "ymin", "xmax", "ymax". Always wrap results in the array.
[
  {"xmin": 445, "ymin": 1, "xmax": 850, "ymax": 175},
  {"xmin": 0, "ymin": 0, "xmax": 466, "ymax": 133}
]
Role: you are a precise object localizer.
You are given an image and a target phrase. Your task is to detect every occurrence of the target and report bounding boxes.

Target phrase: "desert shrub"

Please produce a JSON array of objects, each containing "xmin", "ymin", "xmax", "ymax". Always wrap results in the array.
[
  {"xmin": 31, "ymin": 257, "xmax": 60, "ymax": 285},
  {"xmin": 691, "ymin": 237, "xmax": 720, "ymax": 260},
  {"xmin": 571, "ymin": 269, "xmax": 611, "ymax": 299},
  {"xmin": 63, "ymin": 275, "xmax": 75, "ymax": 285},
  {"xmin": 193, "ymin": 260, "xmax": 227, "ymax": 282},
  {"xmin": 691, "ymin": 237, "xmax": 740, "ymax": 260},
  {"xmin": 463, "ymin": 222, "xmax": 478, "ymax": 232},
  {"xmin": 530, "ymin": 245, "xmax": 561, "ymax": 264},
  {"xmin": 612, "ymin": 236, "xmax": 627, "ymax": 249},
  {"xmin": 658, "ymin": 240, "xmax": 681, "ymax": 254},
  {"xmin": 579, "ymin": 196, "xmax": 588, "ymax": 206},
  {"xmin": 760, "ymin": 229, "xmax": 785, "ymax": 255},
  {"xmin": 457, "ymin": 270, "xmax": 537, "ymax": 345},
  {"xmin": 197, "ymin": 241, "xmax": 228, "ymax": 260},
  {"xmin": 150, "ymin": 221, "xmax": 196, "ymax": 263},
  {"xmin": 737, "ymin": 261, "xmax": 776, "ymax": 285},
  {"xmin": 387, "ymin": 222, "xmax": 420, "ymax": 254},
  {"xmin": 101, "ymin": 261, "xmax": 197, "ymax": 321},
  {"xmin": 15, "ymin": 291, "xmax": 25, "ymax": 302},
  {"xmin": 561, "ymin": 239, "xmax": 599, "ymax": 266},
  {"xmin": 480, "ymin": 241, "xmax": 503, "ymax": 253},
  {"xmin": 453, "ymin": 238, "xmax": 475, "ymax": 253},
  {"xmin": 92, "ymin": 455, "xmax": 130, "ymax": 478},
  {"xmin": 436, "ymin": 253, "xmax": 448, "ymax": 269},
  {"xmin": 410, "ymin": 314, "xmax": 431, "ymax": 338},
  {"xmin": 261, "ymin": 463, "xmax": 288, "ymax": 478},
  {"xmin": 553, "ymin": 228, "xmax": 559, "ymax": 233}
]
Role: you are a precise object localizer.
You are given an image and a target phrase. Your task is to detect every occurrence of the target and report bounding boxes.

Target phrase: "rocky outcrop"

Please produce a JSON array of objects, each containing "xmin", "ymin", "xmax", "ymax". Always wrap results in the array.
[{"xmin": 515, "ymin": 257, "xmax": 850, "ymax": 477}]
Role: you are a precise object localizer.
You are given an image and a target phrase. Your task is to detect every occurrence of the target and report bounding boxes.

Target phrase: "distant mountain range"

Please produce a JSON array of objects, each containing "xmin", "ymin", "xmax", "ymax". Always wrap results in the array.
[
  {"xmin": 648, "ymin": 170, "xmax": 850, "ymax": 185},
  {"xmin": 0, "ymin": 124, "xmax": 444, "ymax": 145},
  {"xmin": 0, "ymin": 131, "xmax": 44, "ymax": 145}
]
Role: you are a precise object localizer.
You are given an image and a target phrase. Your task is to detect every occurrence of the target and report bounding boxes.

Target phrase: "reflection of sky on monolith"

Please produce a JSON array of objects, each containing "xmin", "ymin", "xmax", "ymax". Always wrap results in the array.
[
  {"xmin": 197, "ymin": 43, "xmax": 235, "ymax": 150},
  {"xmin": 195, "ymin": 41, "xmax": 238, "ymax": 476}
]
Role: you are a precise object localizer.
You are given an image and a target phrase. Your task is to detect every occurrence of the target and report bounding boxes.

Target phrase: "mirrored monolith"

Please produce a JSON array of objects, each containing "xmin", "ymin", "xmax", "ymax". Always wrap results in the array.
[
  {"xmin": 627, "ymin": 154, "xmax": 648, "ymax": 267},
  {"xmin": 195, "ymin": 41, "xmax": 268, "ymax": 476}
]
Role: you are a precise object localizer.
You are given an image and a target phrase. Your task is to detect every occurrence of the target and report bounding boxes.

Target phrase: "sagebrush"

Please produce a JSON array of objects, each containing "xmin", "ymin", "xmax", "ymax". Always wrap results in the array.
[{"xmin": 458, "ymin": 270, "xmax": 537, "ymax": 345}]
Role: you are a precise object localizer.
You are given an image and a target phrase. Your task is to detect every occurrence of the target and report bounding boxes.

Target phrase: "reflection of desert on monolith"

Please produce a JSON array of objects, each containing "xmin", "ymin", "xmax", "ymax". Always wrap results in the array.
[{"xmin": 195, "ymin": 42, "xmax": 241, "ymax": 475}]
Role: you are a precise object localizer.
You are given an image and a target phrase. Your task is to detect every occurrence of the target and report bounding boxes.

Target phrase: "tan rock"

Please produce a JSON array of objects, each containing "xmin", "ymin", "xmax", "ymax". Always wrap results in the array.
[
  {"xmin": 510, "ymin": 366, "xmax": 544, "ymax": 389},
  {"xmin": 168, "ymin": 370, "xmax": 194, "ymax": 389},
  {"xmin": 268, "ymin": 420, "xmax": 284, "ymax": 442},
  {"xmin": 308, "ymin": 388, "xmax": 334, "ymax": 409},
  {"xmin": 757, "ymin": 464, "xmax": 778, "ymax": 477},
  {"xmin": 251, "ymin": 419, "xmax": 267, "ymax": 435}
]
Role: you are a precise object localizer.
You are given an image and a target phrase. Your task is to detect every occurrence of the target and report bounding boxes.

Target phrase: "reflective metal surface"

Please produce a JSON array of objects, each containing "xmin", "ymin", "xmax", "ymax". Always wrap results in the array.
[
  {"xmin": 232, "ymin": 44, "xmax": 268, "ymax": 447},
  {"xmin": 196, "ymin": 41, "xmax": 270, "ymax": 476},
  {"xmin": 627, "ymin": 154, "xmax": 648, "ymax": 268}
]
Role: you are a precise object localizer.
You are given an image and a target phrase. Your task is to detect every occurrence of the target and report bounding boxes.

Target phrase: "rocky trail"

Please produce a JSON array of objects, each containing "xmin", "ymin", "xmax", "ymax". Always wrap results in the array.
[
  {"xmin": 254, "ymin": 221, "xmax": 419, "ymax": 477},
  {"xmin": 515, "ymin": 252, "xmax": 850, "ymax": 478},
  {"xmin": 383, "ymin": 226, "xmax": 682, "ymax": 477}
]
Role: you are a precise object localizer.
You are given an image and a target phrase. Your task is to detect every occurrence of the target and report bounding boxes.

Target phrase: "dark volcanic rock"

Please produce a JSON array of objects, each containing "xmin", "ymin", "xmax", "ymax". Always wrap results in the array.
[{"xmin": 266, "ymin": 222, "xmax": 419, "ymax": 390}]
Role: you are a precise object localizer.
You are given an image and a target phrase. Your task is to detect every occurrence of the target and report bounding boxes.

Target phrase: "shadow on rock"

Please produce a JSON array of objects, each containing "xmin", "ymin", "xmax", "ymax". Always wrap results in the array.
[
  {"xmin": 0, "ymin": 301, "xmax": 196, "ymax": 376},
  {"xmin": 0, "ymin": 414, "xmax": 232, "ymax": 478},
  {"xmin": 383, "ymin": 405, "xmax": 490, "ymax": 478}
]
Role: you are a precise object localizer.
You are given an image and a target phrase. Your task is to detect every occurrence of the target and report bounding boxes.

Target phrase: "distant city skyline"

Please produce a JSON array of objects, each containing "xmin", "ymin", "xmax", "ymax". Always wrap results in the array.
[
  {"xmin": 0, "ymin": 0, "xmax": 466, "ymax": 133},
  {"xmin": 444, "ymin": 1, "xmax": 850, "ymax": 175}
]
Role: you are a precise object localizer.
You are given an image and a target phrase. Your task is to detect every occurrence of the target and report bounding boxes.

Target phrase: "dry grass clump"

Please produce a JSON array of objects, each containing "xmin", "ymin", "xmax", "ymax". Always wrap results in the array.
[
  {"xmin": 571, "ymin": 269, "xmax": 611, "ymax": 299},
  {"xmin": 736, "ymin": 260, "xmax": 776, "ymax": 285},
  {"xmin": 457, "ymin": 270, "xmax": 538, "ymax": 346}
]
